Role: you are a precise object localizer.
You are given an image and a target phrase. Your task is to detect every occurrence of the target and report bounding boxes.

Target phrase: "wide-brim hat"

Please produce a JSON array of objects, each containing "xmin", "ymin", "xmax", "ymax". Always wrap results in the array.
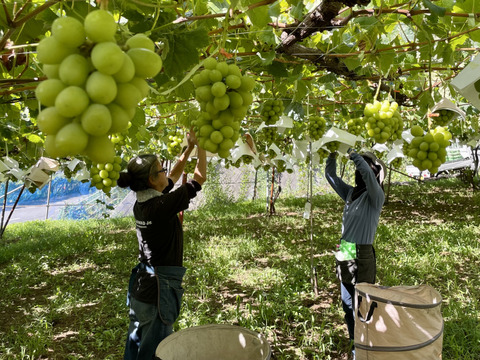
[{"xmin": 360, "ymin": 151, "xmax": 387, "ymax": 184}]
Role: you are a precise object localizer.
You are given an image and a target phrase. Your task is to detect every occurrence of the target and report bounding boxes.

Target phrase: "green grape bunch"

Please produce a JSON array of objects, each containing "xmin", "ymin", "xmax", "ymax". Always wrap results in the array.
[
  {"xmin": 316, "ymin": 148, "xmax": 330, "ymax": 164},
  {"xmin": 183, "ymin": 158, "xmax": 196, "ymax": 174},
  {"xmin": 275, "ymin": 160, "xmax": 287, "ymax": 173},
  {"xmin": 167, "ymin": 130, "xmax": 184, "ymax": 157},
  {"xmin": 35, "ymin": 10, "xmax": 161, "ymax": 164},
  {"xmin": 308, "ymin": 115, "xmax": 327, "ymax": 140},
  {"xmin": 405, "ymin": 125, "xmax": 452, "ymax": 174},
  {"xmin": 89, "ymin": 156, "xmax": 123, "ymax": 195},
  {"xmin": 431, "ymin": 109, "xmax": 456, "ymax": 127},
  {"xmin": 226, "ymin": 155, "xmax": 254, "ymax": 168},
  {"xmin": 111, "ymin": 133, "xmax": 126, "ymax": 147},
  {"xmin": 363, "ymin": 100, "xmax": 404, "ymax": 144},
  {"xmin": 346, "ymin": 117, "xmax": 365, "ymax": 137},
  {"xmin": 192, "ymin": 58, "xmax": 255, "ymax": 158},
  {"xmin": 390, "ymin": 157, "xmax": 403, "ymax": 169},
  {"xmin": 325, "ymin": 141, "xmax": 340, "ymax": 153},
  {"xmin": 261, "ymin": 99, "xmax": 285, "ymax": 125},
  {"xmin": 259, "ymin": 127, "xmax": 280, "ymax": 147}
]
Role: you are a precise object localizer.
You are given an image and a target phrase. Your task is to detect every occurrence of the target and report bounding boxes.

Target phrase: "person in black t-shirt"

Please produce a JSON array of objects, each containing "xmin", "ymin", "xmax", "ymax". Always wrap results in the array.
[{"xmin": 118, "ymin": 129, "xmax": 206, "ymax": 360}]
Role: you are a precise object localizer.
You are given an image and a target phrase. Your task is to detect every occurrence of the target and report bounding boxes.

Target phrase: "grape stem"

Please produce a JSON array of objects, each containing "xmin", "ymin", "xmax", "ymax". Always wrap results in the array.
[
  {"xmin": 98, "ymin": 0, "xmax": 108, "ymax": 11},
  {"xmin": 374, "ymin": 77, "xmax": 382, "ymax": 101}
]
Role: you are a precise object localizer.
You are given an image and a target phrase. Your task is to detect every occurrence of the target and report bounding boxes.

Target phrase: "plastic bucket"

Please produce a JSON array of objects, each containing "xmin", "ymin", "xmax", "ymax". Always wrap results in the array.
[{"xmin": 155, "ymin": 324, "xmax": 271, "ymax": 360}]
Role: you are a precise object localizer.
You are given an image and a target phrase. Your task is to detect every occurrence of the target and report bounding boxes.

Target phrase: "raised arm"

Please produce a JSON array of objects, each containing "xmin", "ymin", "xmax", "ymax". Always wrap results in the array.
[
  {"xmin": 350, "ymin": 152, "xmax": 384, "ymax": 209},
  {"xmin": 325, "ymin": 152, "xmax": 352, "ymax": 202},
  {"xmin": 193, "ymin": 145, "xmax": 207, "ymax": 185},
  {"xmin": 167, "ymin": 128, "xmax": 196, "ymax": 184}
]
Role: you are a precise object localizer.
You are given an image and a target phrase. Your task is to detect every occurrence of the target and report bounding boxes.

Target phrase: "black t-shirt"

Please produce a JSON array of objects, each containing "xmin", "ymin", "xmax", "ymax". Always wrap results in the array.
[{"xmin": 131, "ymin": 179, "xmax": 201, "ymax": 303}]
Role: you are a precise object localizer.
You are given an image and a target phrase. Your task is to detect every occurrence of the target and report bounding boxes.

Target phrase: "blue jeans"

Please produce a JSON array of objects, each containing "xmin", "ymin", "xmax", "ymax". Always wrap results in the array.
[{"xmin": 124, "ymin": 297, "xmax": 172, "ymax": 360}]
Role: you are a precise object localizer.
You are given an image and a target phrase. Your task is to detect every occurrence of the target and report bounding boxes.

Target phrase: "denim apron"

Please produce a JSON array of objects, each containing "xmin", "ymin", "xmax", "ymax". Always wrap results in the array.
[{"xmin": 127, "ymin": 263, "xmax": 186, "ymax": 325}]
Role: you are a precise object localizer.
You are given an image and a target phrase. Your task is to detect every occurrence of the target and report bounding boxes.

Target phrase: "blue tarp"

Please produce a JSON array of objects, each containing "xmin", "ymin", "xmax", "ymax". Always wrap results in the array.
[{"xmin": 0, "ymin": 177, "xmax": 95, "ymax": 205}]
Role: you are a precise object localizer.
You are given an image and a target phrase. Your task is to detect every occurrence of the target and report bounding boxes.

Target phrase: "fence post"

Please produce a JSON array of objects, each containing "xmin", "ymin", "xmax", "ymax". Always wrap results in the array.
[
  {"xmin": 45, "ymin": 175, "xmax": 52, "ymax": 220},
  {"xmin": 308, "ymin": 142, "xmax": 318, "ymax": 296},
  {"xmin": 0, "ymin": 184, "xmax": 25, "ymax": 238}
]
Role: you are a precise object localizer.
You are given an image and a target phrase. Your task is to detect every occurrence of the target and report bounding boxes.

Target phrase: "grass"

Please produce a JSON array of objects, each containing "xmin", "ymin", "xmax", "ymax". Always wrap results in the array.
[{"xmin": 0, "ymin": 177, "xmax": 479, "ymax": 359}]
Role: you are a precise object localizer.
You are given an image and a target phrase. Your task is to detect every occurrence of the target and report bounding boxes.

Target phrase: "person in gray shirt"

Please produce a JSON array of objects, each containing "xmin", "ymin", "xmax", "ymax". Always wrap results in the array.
[{"xmin": 325, "ymin": 148, "xmax": 386, "ymax": 359}]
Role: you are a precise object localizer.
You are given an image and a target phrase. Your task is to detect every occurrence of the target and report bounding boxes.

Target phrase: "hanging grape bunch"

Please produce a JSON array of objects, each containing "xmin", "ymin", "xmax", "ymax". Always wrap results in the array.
[
  {"xmin": 274, "ymin": 159, "xmax": 288, "ymax": 173},
  {"xmin": 363, "ymin": 100, "xmax": 404, "ymax": 144},
  {"xmin": 35, "ymin": 10, "xmax": 161, "ymax": 164},
  {"xmin": 347, "ymin": 117, "xmax": 365, "ymax": 137},
  {"xmin": 325, "ymin": 141, "xmax": 340, "ymax": 153},
  {"xmin": 167, "ymin": 129, "xmax": 184, "ymax": 157},
  {"xmin": 315, "ymin": 148, "xmax": 330, "ymax": 164},
  {"xmin": 390, "ymin": 157, "xmax": 403, "ymax": 169},
  {"xmin": 405, "ymin": 125, "xmax": 452, "ymax": 174},
  {"xmin": 111, "ymin": 133, "xmax": 126, "ymax": 147},
  {"xmin": 258, "ymin": 99, "xmax": 285, "ymax": 146},
  {"xmin": 89, "ymin": 156, "xmax": 123, "ymax": 195},
  {"xmin": 431, "ymin": 109, "xmax": 456, "ymax": 127},
  {"xmin": 192, "ymin": 58, "xmax": 255, "ymax": 158},
  {"xmin": 261, "ymin": 99, "xmax": 284, "ymax": 125},
  {"xmin": 183, "ymin": 158, "xmax": 196, "ymax": 174},
  {"xmin": 307, "ymin": 115, "xmax": 327, "ymax": 141}
]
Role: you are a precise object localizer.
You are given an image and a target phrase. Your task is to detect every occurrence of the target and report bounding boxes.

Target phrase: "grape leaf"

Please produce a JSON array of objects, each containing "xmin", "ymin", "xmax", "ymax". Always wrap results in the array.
[
  {"xmin": 343, "ymin": 54, "xmax": 363, "ymax": 72},
  {"xmin": 256, "ymin": 51, "xmax": 276, "ymax": 66},
  {"xmin": 289, "ymin": 1, "xmax": 306, "ymax": 20},
  {"xmin": 162, "ymin": 27, "xmax": 210, "ymax": 78},
  {"xmin": 423, "ymin": 0, "xmax": 446, "ymax": 16},
  {"xmin": 293, "ymin": 80, "xmax": 309, "ymax": 102},
  {"xmin": 247, "ymin": 6, "xmax": 270, "ymax": 28},
  {"xmin": 265, "ymin": 62, "xmax": 289, "ymax": 78}
]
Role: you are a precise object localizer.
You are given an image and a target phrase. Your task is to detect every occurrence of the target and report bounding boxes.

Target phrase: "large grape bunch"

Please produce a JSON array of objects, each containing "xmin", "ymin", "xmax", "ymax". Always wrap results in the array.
[
  {"xmin": 308, "ymin": 115, "xmax": 327, "ymax": 141},
  {"xmin": 192, "ymin": 58, "xmax": 255, "ymax": 158},
  {"xmin": 89, "ymin": 156, "xmax": 123, "ymax": 195},
  {"xmin": 404, "ymin": 125, "xmax": 452, "ymax": 174},
  {"xmin": 35, "ymin": 10, "xmax": 161, "ymax": 164},
  {"xmin": 363, "ymin": 100, "xmax": 404, "ymax": 144}
]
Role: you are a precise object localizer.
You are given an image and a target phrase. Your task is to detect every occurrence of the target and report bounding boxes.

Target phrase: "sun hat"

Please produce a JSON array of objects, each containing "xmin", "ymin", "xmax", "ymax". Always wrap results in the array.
[{"xmin": 360, "ymin": 151, "xmax": 387, "ymax": 184}]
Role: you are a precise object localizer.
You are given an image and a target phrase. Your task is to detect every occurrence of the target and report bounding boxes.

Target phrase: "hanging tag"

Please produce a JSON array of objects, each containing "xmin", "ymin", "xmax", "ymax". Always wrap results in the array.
[{"xmin": 303, "ymin": 201, "xmax": 311, "ymax": 219}]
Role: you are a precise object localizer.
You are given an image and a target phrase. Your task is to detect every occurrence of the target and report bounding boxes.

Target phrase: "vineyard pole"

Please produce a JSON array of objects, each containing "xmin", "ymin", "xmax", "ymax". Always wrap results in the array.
[
  {"xmin": 308, "ymin": 142, "xmax": 318, "ymax": 295},
  {"xmin": 45, "ymin": 175, "xmax": 52, "ymax": 220}
]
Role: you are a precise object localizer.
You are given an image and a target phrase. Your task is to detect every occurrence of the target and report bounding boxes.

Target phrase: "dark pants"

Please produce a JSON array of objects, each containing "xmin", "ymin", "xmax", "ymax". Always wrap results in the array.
[
  {"xmin": 341, "ymin": 281, "xmax": 356, "ymax": 340},
  {"xmin": 340, "ymin": 244, "xmax": 376, "ymax": 341}
]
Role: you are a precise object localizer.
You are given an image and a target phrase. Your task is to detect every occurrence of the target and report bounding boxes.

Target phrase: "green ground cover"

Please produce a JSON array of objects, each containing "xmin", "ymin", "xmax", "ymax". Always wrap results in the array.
[{"xmin": 0, "ymin": 178, "xmax": 479, "ymax": 359}]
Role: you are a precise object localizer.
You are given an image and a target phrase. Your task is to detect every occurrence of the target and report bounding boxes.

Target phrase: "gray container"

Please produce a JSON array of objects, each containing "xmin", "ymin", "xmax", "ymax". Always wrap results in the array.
[{"xmin": 155, "ymin": 324, "xmax": 271, "ymax": 360}]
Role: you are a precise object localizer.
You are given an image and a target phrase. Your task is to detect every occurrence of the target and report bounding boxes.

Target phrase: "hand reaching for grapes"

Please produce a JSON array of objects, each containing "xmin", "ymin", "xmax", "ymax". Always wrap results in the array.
[{"xmin": 186, "ymin": 127, "xmax": 198, "ymax": 148}]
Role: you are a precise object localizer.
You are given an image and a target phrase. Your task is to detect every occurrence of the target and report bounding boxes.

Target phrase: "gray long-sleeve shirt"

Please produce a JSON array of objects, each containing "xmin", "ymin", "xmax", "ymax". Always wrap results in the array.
[{"xmin": 325, "ymin": 152, "xmax": 385, "ymax": 245}]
